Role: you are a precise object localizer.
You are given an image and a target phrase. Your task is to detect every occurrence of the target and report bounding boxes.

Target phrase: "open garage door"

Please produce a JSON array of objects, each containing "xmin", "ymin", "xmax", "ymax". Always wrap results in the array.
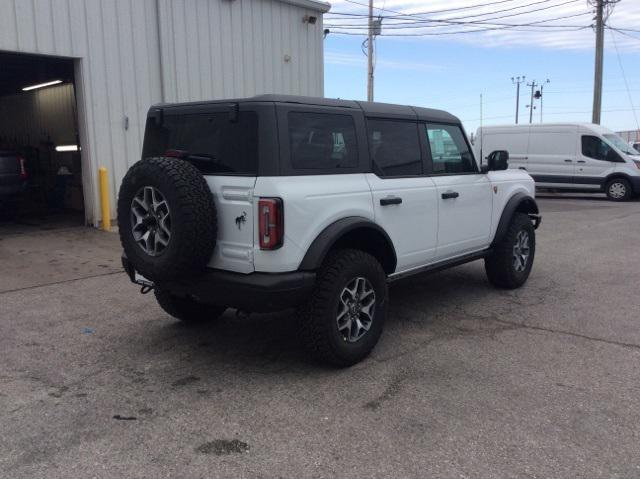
[{"xmin": 0, "ymin": 51, "xmax": 84, "ymax": 231}]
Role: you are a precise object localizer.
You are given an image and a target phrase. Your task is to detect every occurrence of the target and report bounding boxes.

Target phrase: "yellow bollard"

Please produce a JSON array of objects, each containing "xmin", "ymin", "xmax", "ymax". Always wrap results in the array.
[{"xmin": 98, "ymin": 167, "xmax": 111, "ymax": 231}]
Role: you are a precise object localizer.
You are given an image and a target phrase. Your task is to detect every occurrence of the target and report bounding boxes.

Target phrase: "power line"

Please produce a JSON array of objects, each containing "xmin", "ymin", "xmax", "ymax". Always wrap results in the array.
[
  {"xmin": 608, "ymin": 26, "xmax": 640, "ymax": 130},
  {"xmin": 326, "ymin": 12, "xmax": 591, "ymax": 31},
  {"xmin": 327, "ymin": 0, "xmax": 523, "ymax": 18}
]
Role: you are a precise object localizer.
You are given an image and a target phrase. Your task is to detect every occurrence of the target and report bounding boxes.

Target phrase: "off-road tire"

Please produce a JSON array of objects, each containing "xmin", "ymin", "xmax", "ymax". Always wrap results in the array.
[
  {"xmin": 117, "ymin": 157, "xmax": 216, "ymax": 282},
  {"xmin": 299, "ymin": 249, "xmax": 388, "ymax": 368},
  {"xmin": 485, "ymin": 212, "xmax": 535, "ymax": 289},
  {"xmin": 154, "ymin": 290, "xmax": 226, "ymax": 323},
  {"xmin": 605, "ymin": 178, "xmax": 632, "ymax": 202}
]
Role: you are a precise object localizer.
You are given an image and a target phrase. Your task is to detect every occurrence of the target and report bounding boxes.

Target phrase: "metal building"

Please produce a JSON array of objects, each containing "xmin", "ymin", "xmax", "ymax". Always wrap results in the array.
[{"xmin": 0, "ymin": 0, "xmax": 329, "ymax": 226}]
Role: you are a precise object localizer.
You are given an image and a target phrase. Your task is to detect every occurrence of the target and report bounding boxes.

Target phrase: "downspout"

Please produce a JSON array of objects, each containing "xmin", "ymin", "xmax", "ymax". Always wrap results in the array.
[{"xmin": 155, "ymin": 0, "xmax": 166, "ymax": 102}]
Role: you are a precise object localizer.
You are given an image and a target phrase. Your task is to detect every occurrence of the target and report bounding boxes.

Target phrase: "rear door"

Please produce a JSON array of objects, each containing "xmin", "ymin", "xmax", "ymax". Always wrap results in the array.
[
  {"xmin": 424, "ymin": 123, "xmax": 493, "ymax": 260},
  {"xmin": 526, "ymin": 126, "xmax": 577, "ymax": 187},
  {"xmin": 142, "ymin": 105, "xmax": 259, "ymax": 273},
  {"xmin": 366, "ymin": 119, "xmax": 438, "ymax": 271}
]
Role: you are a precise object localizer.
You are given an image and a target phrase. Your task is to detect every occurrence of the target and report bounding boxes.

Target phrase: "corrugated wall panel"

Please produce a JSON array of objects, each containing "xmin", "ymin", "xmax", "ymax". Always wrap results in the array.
[
  {"xmin": 158, "ymin": 0, "xmax": 325, "ymax": 103},
  {"xmin": 0, "ymin": 0, "xmax": 325, "ymax": 225}
]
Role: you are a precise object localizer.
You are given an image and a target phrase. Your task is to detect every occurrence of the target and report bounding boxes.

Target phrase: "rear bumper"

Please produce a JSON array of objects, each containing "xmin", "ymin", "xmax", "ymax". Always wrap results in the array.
[{"xmin": 122, "ymin": 255, "xmax": 316, "ymax": 313}]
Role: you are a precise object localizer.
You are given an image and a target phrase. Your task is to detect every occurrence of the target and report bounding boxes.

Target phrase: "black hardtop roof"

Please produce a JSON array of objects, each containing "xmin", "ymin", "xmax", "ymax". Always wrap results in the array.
[{"xmin": 154, "ymin": 94, "xmax": 460, "ymax": 124}]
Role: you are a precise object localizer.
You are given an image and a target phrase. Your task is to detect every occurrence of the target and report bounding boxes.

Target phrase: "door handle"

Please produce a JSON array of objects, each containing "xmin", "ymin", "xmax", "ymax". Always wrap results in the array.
[
  {"xmin": 441, "ymin": 191, "xmax": 459, "ymax": 199},
  {"xmin": 380, "ymin": 196, "xmax": 402, "ymax": 206},
  {"xmin": 577, "ymin": 160, "xmax": 586, "ymax": 163},
  {"xmin": 518, "ymin": 167, "xmax": 527, "ymax": 170},
  {"xmin": 564, "ymin": 159, "xmax": 573, "ymax": 163}
]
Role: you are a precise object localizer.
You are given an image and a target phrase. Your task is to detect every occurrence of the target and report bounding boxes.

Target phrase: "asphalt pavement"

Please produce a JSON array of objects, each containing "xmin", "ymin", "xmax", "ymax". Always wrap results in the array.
[{"xmin": 1, "ymin": 194, "xmax": 639, "ymax": 478}]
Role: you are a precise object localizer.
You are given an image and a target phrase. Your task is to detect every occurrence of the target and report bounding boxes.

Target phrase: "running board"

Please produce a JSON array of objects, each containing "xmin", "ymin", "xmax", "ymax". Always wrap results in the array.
[{"xmin": 387, "ymin": 249, "xmax": 492, "ymax": 283}]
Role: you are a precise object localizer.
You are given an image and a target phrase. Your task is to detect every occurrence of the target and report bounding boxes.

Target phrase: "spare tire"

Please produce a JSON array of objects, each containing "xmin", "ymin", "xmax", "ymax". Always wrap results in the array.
[{"xmin": 117, "ymin": 157, "xmax": 217, "ymax": 282}]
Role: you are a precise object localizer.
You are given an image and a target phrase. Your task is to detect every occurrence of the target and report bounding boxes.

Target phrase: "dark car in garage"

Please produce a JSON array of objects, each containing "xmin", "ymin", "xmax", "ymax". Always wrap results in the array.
[{"xmin": 0, "ymin": 151, "xmax": 27, "ymax": 208}]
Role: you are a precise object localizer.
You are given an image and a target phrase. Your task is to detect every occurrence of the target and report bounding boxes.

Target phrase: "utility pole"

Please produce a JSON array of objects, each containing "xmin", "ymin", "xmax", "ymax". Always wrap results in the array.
[
  {"xmin": 367, "ymin": 0, "xmax": 374, "ymax": 102},
  {"xmin": 539, "ymin": 79, "xmax": 550, "ymax": 123},
  {"xmin": 527, "ymin": 80, "xmax": 537, "ymax": 124},
  {"xmin": 591, "ymin": 0, "xmax": 605, "ymax": 124},
  {"xmin": 511, "ymin": 76, "xmax": 525, "ymax": 124}
]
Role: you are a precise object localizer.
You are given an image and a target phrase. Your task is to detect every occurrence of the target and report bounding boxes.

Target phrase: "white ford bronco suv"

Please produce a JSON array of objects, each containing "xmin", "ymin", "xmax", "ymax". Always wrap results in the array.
[{"xmin": 118, "ymin": 95, "xmax": 541, "ymax": 367}]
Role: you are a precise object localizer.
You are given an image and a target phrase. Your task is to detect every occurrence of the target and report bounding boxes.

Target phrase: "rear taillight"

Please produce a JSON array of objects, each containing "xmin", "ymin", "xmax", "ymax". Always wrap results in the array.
[
  {"xmin": 165, "ymin": 149, "xmax": 187, "ymax": 158},
  {"xmin": 258, "ymin": 198, "xmax": 283, "ymax": 250},
  {"xmin": 18, "ymin": 156, "xmax": 27, "ymax": 180}
]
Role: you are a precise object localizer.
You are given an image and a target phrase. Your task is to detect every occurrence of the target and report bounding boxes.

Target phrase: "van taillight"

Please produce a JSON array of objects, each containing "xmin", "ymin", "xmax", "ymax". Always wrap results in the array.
[
  {"xmin": 18, "ymin": 156, "xmax": 27, "ymax": 180},
  {"xmin": 258, "ymin": 198, "xmax": 283, "ymax": 250}
]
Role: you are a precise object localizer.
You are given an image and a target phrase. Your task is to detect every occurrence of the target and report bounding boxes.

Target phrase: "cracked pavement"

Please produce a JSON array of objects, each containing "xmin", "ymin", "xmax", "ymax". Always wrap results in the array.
[{"xmin": 1, "ymin": 193, "xmax": 639, "ymax": 478}]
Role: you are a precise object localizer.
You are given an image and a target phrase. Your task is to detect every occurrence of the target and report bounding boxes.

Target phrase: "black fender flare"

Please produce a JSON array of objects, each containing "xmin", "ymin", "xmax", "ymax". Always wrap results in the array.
[
  {"xmin": 491, "ymin": 193, "xmax": 540, "ymax": 247},
  {"xmin": 298, "ymin": 216, "xmax": 397, "ymax": 273},
  {"xmin": 602, "ymin": 173, "xmax": 634, "ymax": 189}
]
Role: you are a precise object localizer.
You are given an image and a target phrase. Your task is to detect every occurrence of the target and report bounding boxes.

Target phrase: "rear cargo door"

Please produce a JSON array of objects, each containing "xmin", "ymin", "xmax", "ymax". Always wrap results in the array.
[{"xmin": 142, "ymin": 105, "xmax": 260, "ymax": 273}]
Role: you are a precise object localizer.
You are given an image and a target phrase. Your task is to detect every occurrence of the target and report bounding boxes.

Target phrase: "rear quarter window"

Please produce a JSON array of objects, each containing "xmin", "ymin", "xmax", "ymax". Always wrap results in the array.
[
  {"xmin": 142, "ymin": 111, "xmax": 258, "ymax": 175},
  {"xmin": 288, "ymin": 112, "xmax": 358, "ymax": 170}
]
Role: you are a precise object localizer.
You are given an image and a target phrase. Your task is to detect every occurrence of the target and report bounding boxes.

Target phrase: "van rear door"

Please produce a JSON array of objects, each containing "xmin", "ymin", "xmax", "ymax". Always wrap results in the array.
[
  {"xmin": 141, "ymin": 105, "xmax": 260, "ymax": 273},
  {"xmin": 0, "ymin": 152, "xmax": 23, "ymax": 196}
]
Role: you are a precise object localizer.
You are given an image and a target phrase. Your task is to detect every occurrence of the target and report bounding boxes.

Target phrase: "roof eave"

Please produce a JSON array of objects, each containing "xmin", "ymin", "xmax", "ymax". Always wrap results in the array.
[{"xmin": 278, "ymin": 0, "xmax": 331, "ymax": 13}]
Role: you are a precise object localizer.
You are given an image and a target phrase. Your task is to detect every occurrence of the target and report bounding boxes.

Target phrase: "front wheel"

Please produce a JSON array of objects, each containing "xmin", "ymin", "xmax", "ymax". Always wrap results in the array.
[
  {"xmin": 605, "ymin": 178, "xmax": 632, "ymax": 201},
  {"xmin": 154, "ymin": 290, "xmax": 226, "ymax": 323},
  {"xmin": 299, "ymin": 249, "xmax": 388, "ymax": 367},
  {"xmin": 485, "ymin": 213, "xmax": 535, "ymax": 289}
]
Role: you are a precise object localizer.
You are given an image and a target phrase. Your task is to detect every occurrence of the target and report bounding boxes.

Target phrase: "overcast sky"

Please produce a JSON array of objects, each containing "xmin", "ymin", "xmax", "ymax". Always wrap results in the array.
[{"xmin": 323, "ymin": 0, "xmax": 640, "ymax": 136}]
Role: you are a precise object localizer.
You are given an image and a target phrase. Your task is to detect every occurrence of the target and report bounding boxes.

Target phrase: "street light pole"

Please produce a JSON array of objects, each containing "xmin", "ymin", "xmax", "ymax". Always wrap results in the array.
[{"xmin": 511, "ymin": 76, "xmax": 525, "ymax": 124}]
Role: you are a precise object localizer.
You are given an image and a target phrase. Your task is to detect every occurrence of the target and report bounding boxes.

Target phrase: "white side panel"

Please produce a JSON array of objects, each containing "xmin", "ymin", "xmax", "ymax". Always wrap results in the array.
[
  {"xmin": 486, "ymin": 170, "xmax": 536, "ymax": 241},
  {"xmin": 253, "ymin": 175, "xmax": 375, "ymax": 273}
]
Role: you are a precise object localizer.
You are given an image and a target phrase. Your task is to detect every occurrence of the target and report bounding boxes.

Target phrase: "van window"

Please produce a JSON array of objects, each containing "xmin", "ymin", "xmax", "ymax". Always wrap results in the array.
[
  {"xmin": 582, "ymin": 135, "xmax": 617, "ymax": 161},
  {"xmin": 142, "ymin": 111, "xmax": 258, "ymax": 175},
  {"xmin": 529, "ymin": 132, "xmax": 575, "ymax": 156},
  {"xmin": 367, "ymin": 120, "xmax": 422, "ymax": 177},
  {"xmin": 288, "ymin": 112, "xmax": 358, "ymax": 169},
  {"xmin": 426, "ymin": 124, "xmax": 476, "ymax": 174}
]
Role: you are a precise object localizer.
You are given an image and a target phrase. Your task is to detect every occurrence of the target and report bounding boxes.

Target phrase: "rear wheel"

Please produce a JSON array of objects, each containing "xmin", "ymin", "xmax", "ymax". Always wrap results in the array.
[
  {"xmin": 485, "ymin": 212, "xmax": 535, "ymax": 289},
  {"xmin": 154, "ymin": 290, "xmax": 226, "ymax": 323},
  {"xmin": 299, "ymin": 249, "xmax": 388, "ymax": 367},
  {"xmin": 605, "ymin": 178, "xmax": 632, "ymax": 201}
]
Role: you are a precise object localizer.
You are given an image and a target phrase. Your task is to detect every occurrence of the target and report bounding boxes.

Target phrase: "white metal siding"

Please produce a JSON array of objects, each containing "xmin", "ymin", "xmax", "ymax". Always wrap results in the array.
[
  {"xmin": 0, "ymin": 0, "xmax": 325, "ymax": 225},
  {"xmin": 157, "ymin": 0, "xmax": 325, "ymax": 103}
]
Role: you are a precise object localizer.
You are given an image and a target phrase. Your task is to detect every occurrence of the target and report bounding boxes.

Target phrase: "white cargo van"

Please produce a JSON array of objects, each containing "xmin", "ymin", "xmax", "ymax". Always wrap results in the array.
[{"xmin": 475, "ymin": 123, "xmax": 640, "ymax": 201}]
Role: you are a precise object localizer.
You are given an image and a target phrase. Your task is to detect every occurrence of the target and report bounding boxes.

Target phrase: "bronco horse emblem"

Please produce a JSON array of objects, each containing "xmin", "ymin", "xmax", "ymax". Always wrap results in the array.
[{"xmin": 235, "ymin": 211, "xmax": 247, "ymax": 230}]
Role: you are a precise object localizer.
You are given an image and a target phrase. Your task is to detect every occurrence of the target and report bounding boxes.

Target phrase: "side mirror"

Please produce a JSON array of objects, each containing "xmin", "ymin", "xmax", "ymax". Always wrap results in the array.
[{"xmin": 482, "ymin": 150, "xmax": 509, "ymax": 172}]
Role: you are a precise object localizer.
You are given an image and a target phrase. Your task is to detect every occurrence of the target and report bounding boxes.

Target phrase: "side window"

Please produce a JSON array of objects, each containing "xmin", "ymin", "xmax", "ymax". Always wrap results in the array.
[
  {"xmin": 426, "ymin": 123, "xmax": 476, "ymax": 174},
  {"xmin": 367, "ymin": 120, "xmax": 422, "ymax": 177},
  {"xmin": 288, "ymin": 112, "xmax": 358, "ymax": 169},
  {"xmin": 582, "ymin": 135, "xmax": 613, "ymax": 161}
]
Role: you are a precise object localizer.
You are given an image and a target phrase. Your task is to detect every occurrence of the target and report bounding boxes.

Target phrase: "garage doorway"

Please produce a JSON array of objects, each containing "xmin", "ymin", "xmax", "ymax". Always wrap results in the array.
[{"xmin": 0, "ymin": 51, "xmax": 84, "ymax": 231}]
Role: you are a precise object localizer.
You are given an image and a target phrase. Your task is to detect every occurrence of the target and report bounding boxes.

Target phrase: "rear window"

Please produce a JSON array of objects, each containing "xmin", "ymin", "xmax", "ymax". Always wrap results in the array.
[
  {"xmin": 0, "ymin": 155, "xmax": 19, "ymax": 174},
  {"xmin": 142, "ymin": 111, "xmax": 258, "ymax": 175},
  {"xmin": 288, "ymin": 112, "xmax": 358, "ymax": 169}
]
